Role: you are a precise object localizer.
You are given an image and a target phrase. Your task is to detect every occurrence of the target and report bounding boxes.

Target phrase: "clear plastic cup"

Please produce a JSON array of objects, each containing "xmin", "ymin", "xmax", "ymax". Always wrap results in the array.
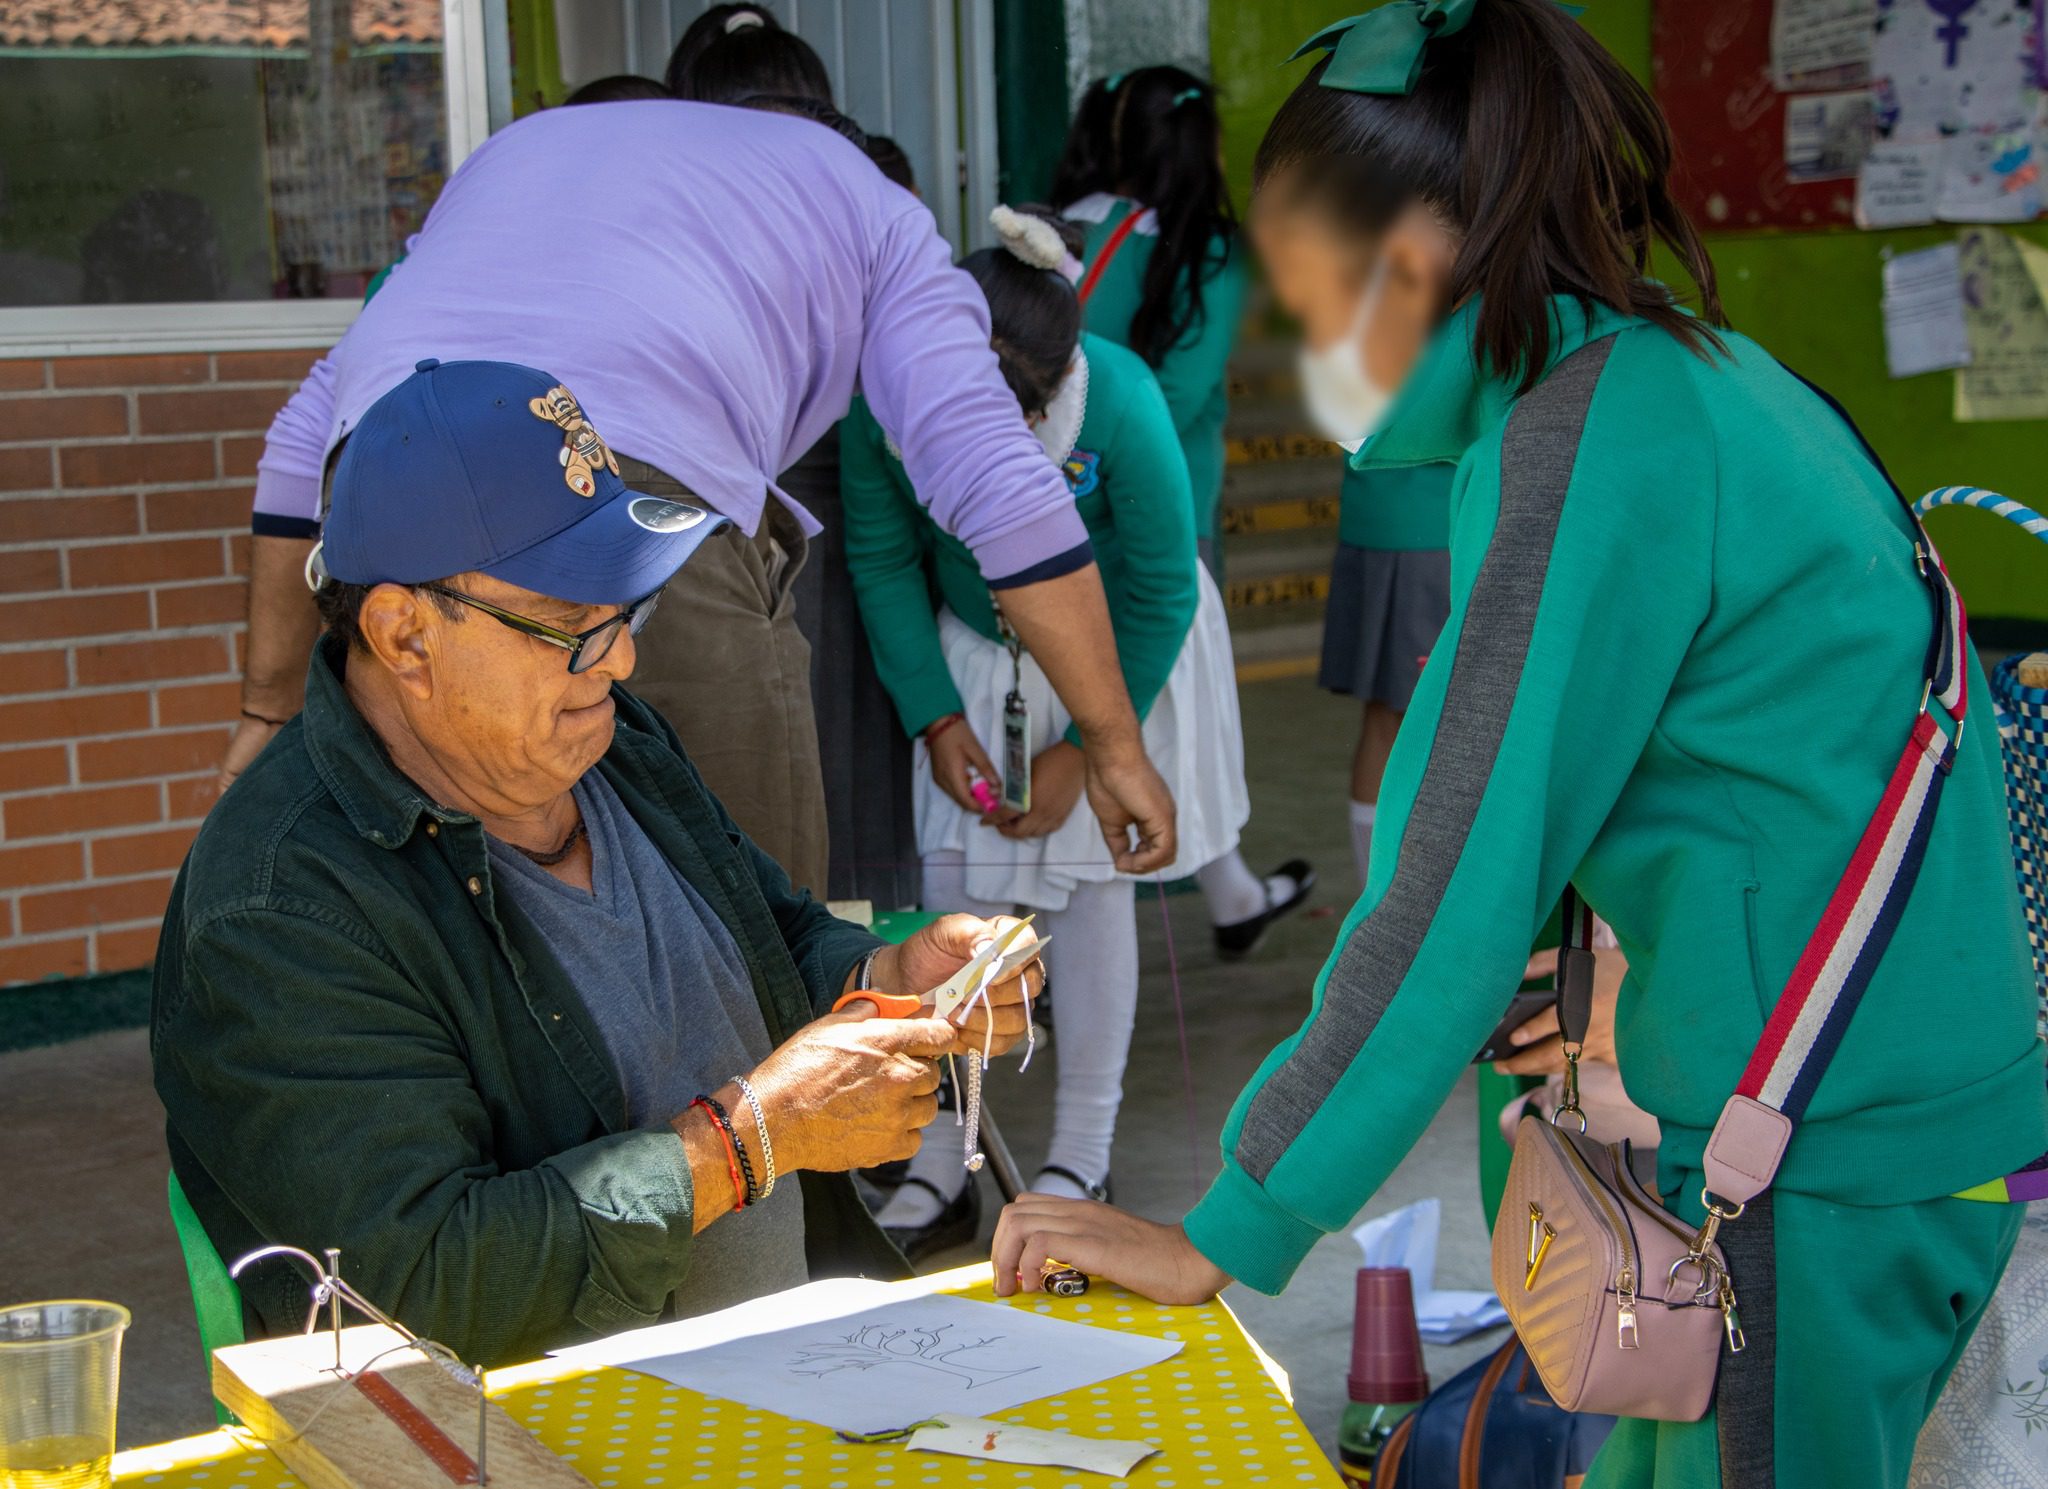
[{"xmin": 0, "ymin": 1302, "xmax": 130, "ymax": 1489}]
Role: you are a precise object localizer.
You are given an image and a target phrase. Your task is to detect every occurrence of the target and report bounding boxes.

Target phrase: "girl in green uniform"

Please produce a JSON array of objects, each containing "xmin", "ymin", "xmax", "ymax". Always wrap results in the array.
[
  {"xmin": 844, "ymin": 207, "xmax": 1269, "ymax": 1246},
  {"xmin": 992, "ymin": 6, "xmax": 2047, "ymax": 1486},
  {"xmin": 1055, "ymin": 69, "xmax": 1316, "ymax": 953},
  {"xmin": 1323, "ymin": 460, "xmax": 1454, "ymax": 889},
  {"xmin": 1054, "ymin": 68, "xmax": 1249, "ymax": 577}
]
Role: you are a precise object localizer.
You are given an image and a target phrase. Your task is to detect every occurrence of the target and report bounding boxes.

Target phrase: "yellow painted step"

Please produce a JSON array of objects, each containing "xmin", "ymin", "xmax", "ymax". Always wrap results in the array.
[
  {"xmin": 1225, "ymin": 433, "xmax": 1344, "ymax": 467},
  {"xmin": 1219, "ymin": 494, "xmax": 1340, "ymax": 537},
  {"xmin": 1224, "ymin": 570, "xmax": 1331, "ymax": 611}
]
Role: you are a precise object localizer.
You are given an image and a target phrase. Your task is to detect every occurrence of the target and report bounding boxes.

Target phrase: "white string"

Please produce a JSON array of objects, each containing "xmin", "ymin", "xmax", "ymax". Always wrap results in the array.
[{"xmin": 951, "ymin": 953, "xmax": 1007, "ymax": 1171}]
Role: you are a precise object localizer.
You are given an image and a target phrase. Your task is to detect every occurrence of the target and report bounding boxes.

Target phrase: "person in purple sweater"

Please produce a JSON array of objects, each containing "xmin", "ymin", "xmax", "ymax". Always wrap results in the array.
[{"xmin": 223, "ymin": 99, "xmax": 1177, "ymax": 892}]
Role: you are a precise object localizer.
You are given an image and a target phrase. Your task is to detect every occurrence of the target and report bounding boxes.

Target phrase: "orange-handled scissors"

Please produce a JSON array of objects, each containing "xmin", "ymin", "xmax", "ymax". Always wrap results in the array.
[{"xmin": 832, "ymin": 916, "xmax": 1045, "ymax": 1021}]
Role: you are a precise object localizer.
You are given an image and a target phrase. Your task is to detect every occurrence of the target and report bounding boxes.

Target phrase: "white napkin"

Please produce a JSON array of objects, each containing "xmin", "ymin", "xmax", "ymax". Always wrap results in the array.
[{"xmin": 906, "ymin": 1414, "xmax": 1157, "ymax": 1477}]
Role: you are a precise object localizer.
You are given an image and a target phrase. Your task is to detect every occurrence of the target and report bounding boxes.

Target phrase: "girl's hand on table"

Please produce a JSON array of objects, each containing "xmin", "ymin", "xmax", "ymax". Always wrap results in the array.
[
  {"xmin": 991, "ymin": 1194, "xmax": 1230, "ymax": 1306},
  {"xmin": 997, "ymin": 740, "xmax": 1086, "ymax": 838}
]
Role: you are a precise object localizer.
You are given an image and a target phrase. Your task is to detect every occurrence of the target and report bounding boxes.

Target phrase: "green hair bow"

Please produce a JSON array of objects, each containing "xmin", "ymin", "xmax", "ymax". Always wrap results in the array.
[{"xmin": 1290, "ymin": 0, "xmax": 1581, "ymax": 96}]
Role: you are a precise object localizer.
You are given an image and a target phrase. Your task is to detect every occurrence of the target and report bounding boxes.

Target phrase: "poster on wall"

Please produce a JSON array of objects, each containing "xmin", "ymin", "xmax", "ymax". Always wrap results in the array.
[
  {"xmin": 1655, "ymin": 0, "xmax": 2044, "ymax": 230},
  {"xmin": 1771, "ymin": 0, "xmax": 1876, "ymax": 90},
  {"xmin": 1955, "ymin": 226, "xmax": 2048, "ymax": 419},
  {"xmin": 1858, "ymin": 0, "xmax": 2045, "ymax": 226},
  {"xmin": 1656, "ymin": 2, "xmax": 1862, "ymax": 227}
]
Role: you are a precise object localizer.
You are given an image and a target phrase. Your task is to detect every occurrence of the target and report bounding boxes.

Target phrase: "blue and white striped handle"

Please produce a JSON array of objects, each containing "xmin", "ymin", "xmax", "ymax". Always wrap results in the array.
[{"xmin": 1913, "ymin": 486, "xmax": 2048, "ymax": 544}]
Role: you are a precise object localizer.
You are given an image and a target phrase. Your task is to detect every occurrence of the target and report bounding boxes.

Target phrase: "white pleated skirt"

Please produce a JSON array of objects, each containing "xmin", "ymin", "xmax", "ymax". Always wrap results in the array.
[{"xmin": 914, "ymin": 567, "xmax": 1248, "ymax": 911}]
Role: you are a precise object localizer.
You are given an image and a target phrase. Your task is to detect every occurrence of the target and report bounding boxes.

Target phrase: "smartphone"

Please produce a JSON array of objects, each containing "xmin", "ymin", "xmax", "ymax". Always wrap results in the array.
[{"xmin": 1473, "ymin": 986, "xmax": 1559, "ymax": 1065}]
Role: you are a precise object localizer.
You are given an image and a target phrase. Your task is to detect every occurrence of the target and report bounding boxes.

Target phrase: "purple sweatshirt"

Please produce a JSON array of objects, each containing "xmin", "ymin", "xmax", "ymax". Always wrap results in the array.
[{"xmin": 252, "ymin": 101, "xmax": 1088, "ymax": 582}]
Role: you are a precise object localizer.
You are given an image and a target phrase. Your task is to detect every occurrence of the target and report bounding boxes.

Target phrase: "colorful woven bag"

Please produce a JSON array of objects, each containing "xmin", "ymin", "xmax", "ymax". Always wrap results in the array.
[{"xmin": 1913, "ymin": 485, "xmax": 2048, "ymax": 1203}]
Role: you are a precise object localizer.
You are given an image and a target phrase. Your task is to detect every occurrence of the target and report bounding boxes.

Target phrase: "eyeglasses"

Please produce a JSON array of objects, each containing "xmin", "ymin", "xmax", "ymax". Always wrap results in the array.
[{"xmin": 420, "ymin": 584, "xmax": 662, "ymax": 674}]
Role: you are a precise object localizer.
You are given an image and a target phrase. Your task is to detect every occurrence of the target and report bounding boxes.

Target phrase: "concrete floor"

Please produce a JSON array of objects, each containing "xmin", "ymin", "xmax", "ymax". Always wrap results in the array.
[{"xmin": 0, "ymin": 673, "xmax": 1505, "ymax": 1459}]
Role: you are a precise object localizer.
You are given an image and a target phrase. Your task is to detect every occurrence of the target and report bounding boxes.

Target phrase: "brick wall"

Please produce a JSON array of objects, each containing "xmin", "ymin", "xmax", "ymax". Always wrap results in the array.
[{"xmin": 0, "ymin": 348, "xmax": 325, "ymax": 986}]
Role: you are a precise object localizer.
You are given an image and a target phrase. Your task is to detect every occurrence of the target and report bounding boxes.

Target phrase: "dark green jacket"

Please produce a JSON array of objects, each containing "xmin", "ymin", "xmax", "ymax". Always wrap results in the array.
[{"xmin": 151, "ymin": 638, "xmax": 905, "ymax": 1366}]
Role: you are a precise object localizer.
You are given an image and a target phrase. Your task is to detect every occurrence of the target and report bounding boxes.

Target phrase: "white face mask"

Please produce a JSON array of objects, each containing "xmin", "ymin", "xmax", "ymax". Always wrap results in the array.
[{"xmin": 1298, "ymin": 259, "xmax": 1394, "ymax": 454}]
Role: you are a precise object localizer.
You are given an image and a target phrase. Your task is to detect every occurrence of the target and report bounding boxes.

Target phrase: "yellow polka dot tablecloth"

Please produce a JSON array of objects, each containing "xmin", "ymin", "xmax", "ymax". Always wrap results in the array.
[{"xmin": 113, "ymin": 1265, "xmax": 1340, "ymax": 1489}]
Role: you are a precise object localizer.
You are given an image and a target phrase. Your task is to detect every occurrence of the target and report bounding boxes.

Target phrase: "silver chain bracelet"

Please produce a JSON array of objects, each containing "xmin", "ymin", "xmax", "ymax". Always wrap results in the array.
[{"xmin": 732, "ymin": 1075, "xmax": 776, "ymax": 1201}]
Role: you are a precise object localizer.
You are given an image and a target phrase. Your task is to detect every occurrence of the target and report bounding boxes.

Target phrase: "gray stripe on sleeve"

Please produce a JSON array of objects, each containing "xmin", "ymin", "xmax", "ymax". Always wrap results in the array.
[{"xmin": 1236, "ymin": 335, "xmax": 1617, "ymax": 1184}]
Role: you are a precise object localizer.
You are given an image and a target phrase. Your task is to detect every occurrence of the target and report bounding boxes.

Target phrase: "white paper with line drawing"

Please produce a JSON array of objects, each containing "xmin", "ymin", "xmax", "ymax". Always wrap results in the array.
[{"xmin": 549, "ymin": 1278, "xmax": 1182, "ymax": 1435}]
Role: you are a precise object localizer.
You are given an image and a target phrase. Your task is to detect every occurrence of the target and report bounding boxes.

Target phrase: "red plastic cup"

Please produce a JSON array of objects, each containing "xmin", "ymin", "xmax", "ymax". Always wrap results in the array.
[{"xmin": 1348, "ymin": 1267, "xmax": 1429, "ymax": 1404}]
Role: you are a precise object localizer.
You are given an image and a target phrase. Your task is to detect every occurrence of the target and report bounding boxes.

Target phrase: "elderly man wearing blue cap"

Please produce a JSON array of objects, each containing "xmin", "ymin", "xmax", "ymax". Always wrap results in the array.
[{"xmin": 151, "ymin": 359, "xmax": 1042, "ymax": 1366}]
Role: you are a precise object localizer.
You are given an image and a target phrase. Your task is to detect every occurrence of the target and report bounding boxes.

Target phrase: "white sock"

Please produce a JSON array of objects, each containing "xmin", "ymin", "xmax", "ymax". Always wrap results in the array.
[
  {"xmin": 1033, "ymin": 1167, "xmax": 1096, "ymax": 1201},
  {"xmin": 1039, "ymin": 876, "xmax": 1139, "ymax": 1189},
  {"xmin": 1196, "ymin": 849, "xmax": 1265, "ymax": 926},
  {"xmin": 874, "ymin": 850, "xmax": 1017, "ymax": 1230},
  {"xmin": 1350, "ymin": 799, "xmax": 1376, "ymax": 889},
  {"xmin": 875, "ymin": 1125, "xmax": 971, "ymax": 1228}
]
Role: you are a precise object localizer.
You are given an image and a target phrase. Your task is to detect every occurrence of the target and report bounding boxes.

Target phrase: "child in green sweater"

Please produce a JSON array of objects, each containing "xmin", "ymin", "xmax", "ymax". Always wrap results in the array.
[
  {"xmin": 842, "ymin": 207, "xmax": 1295, "ymax": 1248},
  {"xmin": 993, "ymin": 8, "xmax": 2046, "ymax": 1486},
  {"xmin": 1322, "ymin": 460, "xmax": 1454, "ymax": 890},
  {"xmin": 1054, "ymin": 67, "xmax": 1250, "ymax": 577}
]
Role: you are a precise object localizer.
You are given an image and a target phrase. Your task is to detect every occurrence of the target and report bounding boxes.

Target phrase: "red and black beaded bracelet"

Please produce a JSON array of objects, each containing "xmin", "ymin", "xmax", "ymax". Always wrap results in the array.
[
  {"xmin": 694, "ymin": 1093, "xmax": 763, "ymax": 1207},
  {"xmin": 689, "ymin": 1095, "xmax": 749, "ymax": 1210}
]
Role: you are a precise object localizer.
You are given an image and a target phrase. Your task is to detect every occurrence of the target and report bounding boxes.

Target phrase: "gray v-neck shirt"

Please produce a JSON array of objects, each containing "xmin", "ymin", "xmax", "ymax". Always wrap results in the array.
[{"xmin": 485, "ymin": 769, "xmax": 806, "ymax": 1315}]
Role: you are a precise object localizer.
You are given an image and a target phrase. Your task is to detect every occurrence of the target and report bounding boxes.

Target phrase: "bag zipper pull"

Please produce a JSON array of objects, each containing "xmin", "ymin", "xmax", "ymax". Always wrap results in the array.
[
  {"xmin": 1720, "ymin": 1277, "xmax": 1746, "ymax": 1354},
  {"xmin": 1616, "ymin": 1267, "xmax": 1639, "ymax": 1350}
]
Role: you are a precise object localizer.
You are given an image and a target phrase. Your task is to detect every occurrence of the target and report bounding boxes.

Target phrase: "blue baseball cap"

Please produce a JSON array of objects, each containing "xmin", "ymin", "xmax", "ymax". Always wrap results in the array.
[{"xmin": 320, "ymin": 358, "xmax": 727, "ymax": 606}]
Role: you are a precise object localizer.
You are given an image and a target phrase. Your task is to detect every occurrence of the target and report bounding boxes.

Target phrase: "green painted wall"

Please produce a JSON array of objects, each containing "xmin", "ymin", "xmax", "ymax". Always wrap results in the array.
[{"xmin": 1208, "ymin": 0, "xmax": 2047, "ymax": 621}]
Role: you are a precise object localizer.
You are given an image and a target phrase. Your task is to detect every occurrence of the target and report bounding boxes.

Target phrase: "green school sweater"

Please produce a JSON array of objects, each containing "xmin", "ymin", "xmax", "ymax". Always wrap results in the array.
[
  {"xmin": 1184, "ymin": 297, "xmax": 2048, "ymax": 1294},
  {"xmin": 1337, "ymin": 459, "xmax": 1453, "ymax": 551},
  {"xmin": 840, "ymin": 332, "xmax": 1198, "ymax": 741},
  {"xmin": 1071, "ymin": 197, "xmax": 1248, "ymax": 542}
]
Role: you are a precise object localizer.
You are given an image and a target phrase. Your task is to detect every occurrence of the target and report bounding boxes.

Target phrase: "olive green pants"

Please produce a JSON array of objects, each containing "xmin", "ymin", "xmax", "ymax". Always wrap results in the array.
[
  {"xmin": 1584, "ymin": 1175, "xmax": 2022, "ymax": 1489},
  {"xmin": 615, "ymin": 457, "xmax": 828, "ymax": 899}
]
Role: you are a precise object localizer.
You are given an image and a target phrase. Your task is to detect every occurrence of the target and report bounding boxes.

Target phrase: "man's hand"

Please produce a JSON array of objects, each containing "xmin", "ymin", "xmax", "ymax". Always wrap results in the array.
[
  {"xmin": 869, "ymin": 915, "xmax": 1043, "ymax": 1057},
  {"xmin": 1491, "ymin": 946, "xmax": 1627, "ymax": 1076},
  {"xmin": 988, "ymin": 565, "xmax": 1176, "ymax": 873},
  {"xmin": 998, "ymin": 741, "xmax": 1085, "ymax": 840},
  {"xmin": 1084, "ymin": 744, "xmax": 1177, "ymax": 874},
  {"xmin": 991, "ymin": 1195, "xmax": 1229, "ymax": 1306},
  {"xmin": 926, "ymin": 717, "xmax": 1004, "ymax": 822},
  {"xmin": 746, "ymin": 1009, "xmax": 953, "ymax": 1174},
  {"xmin": 218, "ymin": 714, "xmax": 286, "ymax": 795}
]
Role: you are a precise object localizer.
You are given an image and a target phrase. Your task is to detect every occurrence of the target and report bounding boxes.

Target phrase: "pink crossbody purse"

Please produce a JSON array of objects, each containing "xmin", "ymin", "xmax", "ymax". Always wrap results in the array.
[{"xmin": 1492, "ymin": 505, "xmax": 1972, "ymax": 1422}]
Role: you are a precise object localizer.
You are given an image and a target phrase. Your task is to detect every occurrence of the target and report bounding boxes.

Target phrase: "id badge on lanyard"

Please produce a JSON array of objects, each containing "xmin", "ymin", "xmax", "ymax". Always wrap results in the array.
[{"xmin": 997, "ymin": 611, "xmax": 1031, "ymax": 814}]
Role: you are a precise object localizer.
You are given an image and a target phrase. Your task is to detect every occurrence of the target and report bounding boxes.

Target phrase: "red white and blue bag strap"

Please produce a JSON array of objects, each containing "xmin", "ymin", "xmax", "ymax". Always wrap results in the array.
[
  {"xmin": 1706, "ymin": 521, "xmax": 1967, "ymax": 1212},
  {"xmin": 1558, "ymin": 516, "xmax": 1970, "ymax": 1219}
]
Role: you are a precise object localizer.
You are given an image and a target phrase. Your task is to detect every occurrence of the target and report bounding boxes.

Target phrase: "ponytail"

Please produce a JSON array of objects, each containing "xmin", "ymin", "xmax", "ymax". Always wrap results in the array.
[
  {"xmin": 1088, "ymin": 66, "xmax": 1238, "ymax": 370},
  {"xmin": 664, "ymin": 5, "xmax": 833, "ymax": 105},
  {"xmin": 1255, "ymin": 0, "xmax": 1722, "ymax": 393},
  {"xmin": 962, "ymin": 207, "xmax": 1085, "ymax": 417},
  {"xmin": 1049, "ymin": 77, "xmax": 1121, "ymax": 206}
]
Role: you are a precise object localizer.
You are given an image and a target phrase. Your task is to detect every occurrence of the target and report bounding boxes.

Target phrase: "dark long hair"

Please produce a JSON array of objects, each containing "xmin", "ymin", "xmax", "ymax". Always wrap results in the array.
[
  {"xmin": 664, "ymin": 6, "xmax": 833, "ymax": 104},
  {"xmin": 1048, "ymin": 76, "xmax": 1121, "ymax": 204},
  {"xmin": 1092, "ymin": 68, "xmax": 1237, "ymax": 369},
  {"xmin": 1254, "ymin": 0, "xmax": 1722, "ymax": 392},
  {"xmin": 960, "ymin": 208, "xmax": 1085, "ymax": 419},
  {"xmin": 563, "ymin": 74, "xmax": 670, "ymax": 106}
]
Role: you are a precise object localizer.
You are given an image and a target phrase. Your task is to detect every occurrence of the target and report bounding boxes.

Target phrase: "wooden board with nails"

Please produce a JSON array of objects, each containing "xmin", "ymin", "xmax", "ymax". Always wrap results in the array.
[{"xmin": 211, "ymin": 1324, "xmax": 590, "ymax": 1489}]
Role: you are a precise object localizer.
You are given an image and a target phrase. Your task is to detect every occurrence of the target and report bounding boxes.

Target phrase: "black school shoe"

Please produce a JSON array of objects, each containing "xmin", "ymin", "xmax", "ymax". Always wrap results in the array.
[
  {"xmin": 1213, "ymin": 859, "xmax": 1317, "ymax": 960},
  {"xmin": 1034, "ymin": 1165, "xmax": 1112, "ymax": 1203},
  {"xmin": 882, "ymin": 1175, "xmax": 983, "ymax": 1265}
]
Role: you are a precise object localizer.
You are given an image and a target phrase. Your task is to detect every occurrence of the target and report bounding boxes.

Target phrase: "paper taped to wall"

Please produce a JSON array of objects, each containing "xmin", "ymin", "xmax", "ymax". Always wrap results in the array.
[
  {"xmin": 1881, "ymin": 241, "xmax": 1971, "ymax": 378},
  {"xmin": 1956, "ymin": 228, "xmax": 2048, "ymax": 421}
]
